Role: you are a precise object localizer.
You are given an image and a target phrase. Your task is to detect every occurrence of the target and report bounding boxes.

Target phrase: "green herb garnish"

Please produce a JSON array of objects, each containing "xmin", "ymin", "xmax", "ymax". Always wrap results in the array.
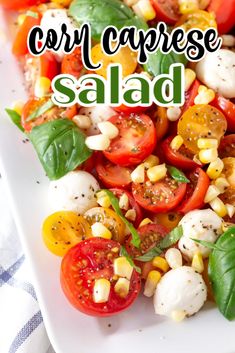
[
  {"xmin": 5, "ymin": 108, "xmax": 24, "ymax": 132},
  {"xmin": 167, "ymin": 165, "xmax": 190, "ymax": 183},
  {"xmin": 120, "ymin": 246, "xmax": 141, "ymax": 274},
  {"xmin": 26, "ymin": 99, "xmax": 54, "ymax": 122}
]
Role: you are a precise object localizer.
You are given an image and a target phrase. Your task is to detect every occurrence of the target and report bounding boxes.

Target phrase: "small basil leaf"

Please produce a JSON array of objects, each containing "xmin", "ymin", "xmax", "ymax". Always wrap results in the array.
[
  {"xmin": 120, "ymin": 246, "xmax": 141, "ymax": 273},
  {"xmin": 29, "ymin": 119, "xmax": 92, "ymax": 180},
  {"xmin": 191, "ymin": 238, "xmax": 223, "ymax": 251},
  {"xmin": 159, "ymin": 225, "xmax": 183, "ymax": 249},
  {"xmin": 167, "ymin": 165, "xmax": 190, "ymax": 183},
  {"xmin": 5, "ymin": 108, "xmax": 24, "ymax": 132},
  {"xmin": 26, "ymin": 10, "xmax": 39, "ymax": 18},
  {"xmin": 135, "ymin": 247, "xmax": 162, "ymax": 262},
  {"xmin": 104, "ymin": 189, "xmax": 141, "ymax": 248},
  {"xmin": 26, "ymin": 99, "xmax": 54, "ymax": 122}
]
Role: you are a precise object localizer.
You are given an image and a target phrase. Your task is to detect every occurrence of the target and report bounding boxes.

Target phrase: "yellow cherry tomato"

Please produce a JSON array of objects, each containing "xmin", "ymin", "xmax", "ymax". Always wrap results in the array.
[
  {"xmin": 153, "ymin": 212, "xmax": 182, "ymax": 230},
  {"xmin": 176, "ymin": 10, "xmax": 217, "ymax": 31},
  {"xmin": 42, "ymin": 211, "xmax": 91, "ymax": 256},
  {"xmin": 220, "ymin": 157, "xmax": 235, "ymax": 206},
  {"xmin": 153, "ymin": 106, "xmax": 169, "ymax": 141},
  {"xmin": 91, "ymin": 43, "xmax": 138, "ymax": 78},
  {"xmin": 84, "ymin": 207, "xmax": 125, "ymax": 244},
  {"xmin": 178, "ymin": 104, "xmax": 227, "ymax": 153}
]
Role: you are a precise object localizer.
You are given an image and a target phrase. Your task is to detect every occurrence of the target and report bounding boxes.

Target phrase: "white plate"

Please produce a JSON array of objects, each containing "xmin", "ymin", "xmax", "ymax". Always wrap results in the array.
[{"xmin": 0, "ymin": 9, "xmax": 235, "ymax": 353}]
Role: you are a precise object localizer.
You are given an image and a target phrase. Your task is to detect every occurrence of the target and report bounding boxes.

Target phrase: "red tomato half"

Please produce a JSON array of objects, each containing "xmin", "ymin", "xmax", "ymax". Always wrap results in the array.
[
  {"xmin": 219, "ymin": 135, "xmax": 235, "ymax": 158},
  {"xmin": 60, "ymin": 238, "xmax": 141, "ymax": 317},
  {"xmin": 114, "ymin": 104, "xmax": 148, "ymax": 114},
  {"xmin": 61, "ymin": 48, "xmax": 84, "ymax": 78},
  {"xmin": 0, "ymin": 0, "xmax": 46, "ymax": 9},
  {"xmin": 110, "ymin": 188, "xmax": 143, "ymax": 227},
  {"xmin": 150, "ymin": 0, "xmax": 180, "ymax": 25},
  {"xmin": 161, "ymin": 136, "xmax": 202, "ymax": 170},
  {"xmin": 103, "ymin": 114, "xmax": 157, "ymax": 167},
  {"xmin": 182, "ymin": 79, "xmax": 200, "ymax": 115},
  {"xmin": 96, "ymin": 154, "xmax": 132, "ymax": 188},
  {"xmin": 177, "ymin": 168, "xmax": 210, "ymax": 214},
  {"xmin": 40, "ymin": 52, "xmax": 60, "ymax": 81},
  {"xmin": 211, "ymin": 95, "xmax": 235, "ymax": 132},
  {"xmin": 208, "ymin": 0, "xmax": 235, "ymax": 34},
  {"xmin": 132, "ymin": 175, "xmax": 187, "ymax": 213}
]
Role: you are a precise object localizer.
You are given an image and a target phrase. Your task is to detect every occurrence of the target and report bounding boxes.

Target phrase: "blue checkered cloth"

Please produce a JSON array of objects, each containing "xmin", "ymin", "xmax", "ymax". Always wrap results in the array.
[{"xmin": 0, "ymin": 176, "xmax": 55, "ymax": 353}]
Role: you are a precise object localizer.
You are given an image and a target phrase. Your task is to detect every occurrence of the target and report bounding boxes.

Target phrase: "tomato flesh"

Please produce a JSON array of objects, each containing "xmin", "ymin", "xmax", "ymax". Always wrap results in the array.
[
  {"xmin": 61, "ymin": 48, "xmax": 84, "ymax": 78},
  {"xmin": 211, "ymin": 95, "xmax": 235, "ymax": 132},
  {"xmin": 208, "ymin": 0, "xmax": 235, "ymax": 34},
  {"xmin": 60, "ymin": 238, "xmax": 141, "ymax": 316},
  {"xmin": 219, "ymin": 135, "xmax": 235, "ymax": 159},
  {"xmin": 150, "ymin": 0, "xmax": 180, "ymax": 25}
]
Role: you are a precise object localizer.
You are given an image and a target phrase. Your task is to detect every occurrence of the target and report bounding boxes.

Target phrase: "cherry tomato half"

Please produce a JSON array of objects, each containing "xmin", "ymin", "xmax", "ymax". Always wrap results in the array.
[
  {"xmin": 153, "ymin": 212, "xmax": 182, "ymax": 230},
  {"xmin": 161, "ymin": 136, "xmax": 201, "ymax": 170},
  {"xmin": 103, "ymin": 114, "xmax": 157, "ymax": 167},
  {"xmin": 60, "ymin": 238, "xmax": 141, "ymax": 316},
  {"xmin": 150, "ymin": 0, "xmax": 180, "ymax": 25},
  {"xmin": 211, "ymin": 95, "xmax": 235, "ymax": 132},
  {"xmin": 177, "ymin": 168, "xmax": 210, "ymax": 214},
  {"xmin": 61, "ymin": 47, "xmax": 84, "ymax": 78},
  {"xmin": 151, "ymin": 106, "xmax": 169, "ymax": 141},
  {"xmin": 114, "ymin": 104, "xmax": 148, "ymax": 115},
  {"xmin": 208, "ymin": 0, "xmax": 235, "ymax": 34},
  {"xmin": 0, "ymin": 0, "xmax": 46, "ymax": 9},
  {"xmin": 181, "ymin": 79, "xmax": 200, "ymax": 116},
  {"xmin": 220, "ymin": 157, "xmax": 235, "ymax": 206},
  {"xmin": 175, "ymin": 10, "xmax": 217, "ymax": 31},
  {"xmin": 219, "ymin": 135, "xmax": 235, "ymax": 159}
]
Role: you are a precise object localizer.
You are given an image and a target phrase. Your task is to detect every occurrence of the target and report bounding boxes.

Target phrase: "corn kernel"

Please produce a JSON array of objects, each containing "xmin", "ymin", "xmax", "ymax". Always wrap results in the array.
[
  {"xmin": 226, "ymin": 204, "xmax": 235, "ymax": 218},
  {"xmin": 192, "ymin": 252, "xmax": 204, "ymax": 273},
  {"xmin": 166, "ymin": 106, "xmax": 181, "ymax": 122},
  {"xmin": 85, "ymin": 134, "xmax": 110, "ymax": 151},
  {"xmin": 144, "ymin": 155, "xmax": 159, "ymax": 169},
  {"xmin": 93, "ymin": 278, "xmax": 110, "ymax": 303},
  {"xmin": 125, "ymin": 209, "xmax": 136, "ymax": 222},
  {"xmin": 171, "ymin": 310, "xmax": 186, "ymax": 322},
  {"xmin": 114, "ymin": 257, "xmax": 134, "ymax": 280},
  {"xmin": 51, "ymin": 0, "xmax": 72, "ymax": 6},
  {"xmin": 132, "ymin": 0, "xmax": 156, "ymax": 21},
  {"xmin": 114, "ymin": 278, "xmax": 130, "ymax": 298},
  {"xmin": 91, "ymin": 222, "xmax": 112, "ymax": 239},
  {"xmin": 139, "ymin": 218, "xmax": 153, "ymax": 227},
  {"xmin": 194, "ymin": 86, "xmax": 215, "ymax": 105},
  {"xmin": 214, "ymin": 177, "xmax": 230, "ymax": 193},
  {"xmin": 152, "ymin": 256, "xmax": 169, "ymax": 273},
  {"xmin": 170, "ymin": 135, "xmax": 184, "ymax": 151},
  {"xmin": 98, "ymin": 121, "xmax": 119, "ymax": 139},
  {"xmin": 11, "ymin": 100, "xmax": 25, "ymax": 116},
  {"xmin": 206, "ymin": 158, "xmax": 224, "ymax": 179},
  {"xmin": 96, "ymin": 190, "xmax": 111, "ymax": 208},
  {"xmin": 184, "ymin": 68, "xmax": 196, "ymax": 91},
  {"xmin": 179, "ymin": 0, "xmax": 199, "ymax": 14},
  {"xmin": 204, "ymin": 185, "xmax": 220, "ymax": 203},
  {"xmin": 199, "ymin": 148, "xmax": 218, "ymax": 164},
  {"xmin": 131, "ymin": 164, "xmax": 145, "ymax": 183},
  {"xmin": 197, "ymin": 138, "xmax": 218, "ymax": 149},
  {"xmin": 209, "ymin": 197, "xmax": 227, "ymax": 217},
  {"xmin": 165, "ymin": 248, "xmax": 183, "ymax": 269},
  {"xmin": 143, "ymin": 270, "xmax": 161, "ymax": 297},
  {"xmin": 34, "ymin": 77, "xmax": 51, "ymax": 98},
  {"xmin": 119, "ymin": 193, "xmax": 129, "ymax": 210},
  {"xmin": 17, "ymin": 14, "xmax": 26, "ymax": 26},
  {"xmin": 147, "ymin": 163, "xmax": 167, "ymax": 183},
  {"xmin": 73, "ymin": 115, "xmax": 91, "ymax": 129}
]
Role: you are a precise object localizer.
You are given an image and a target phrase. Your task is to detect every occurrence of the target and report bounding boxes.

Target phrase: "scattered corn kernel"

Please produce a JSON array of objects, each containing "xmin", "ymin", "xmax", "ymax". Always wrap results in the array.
[
  {"xmin": 192, "ymin": 252, "xmax": 204, "ymax": 273},
  {"xmin": 119, "ymin": 193, "xmax": 129, "ymax": 210},
  {"xmin": 165, "ymin": 248, "xmax": 183, "ymax": 269},
  {"xmin": 125, "ymin": 209, "xmax": 137, "ymax": 222},
  {"xmin": 34, "ymin": 77, "xmax": 51, "ymax": 98},
  {"xmin": 93, "ymin": 278, "xmax": 111, "ymax": 303},
  {"xmin": 114, "ymin": 278, "xmax": 130, "ymax": 298},
  {"xmin": 166, "ymin": 106, "xmax": 181, "ymax": 122},
  {"xmin": 221, "ymin": 34, "xmax": 235, "ymax": 47},
  {"xmin": 184, "ymin": 68, "xmax": 196, "ymax": 91},
  {"xmin": 197, "ymin": 138, "xmax": 218, "ymax": 149},
  {"xmin": 179, "ymin": 0, "xmax": 199, "ymax": 14},
  {"xmin": 209, "ymin": 197, "xmax": 227, "ymax": 217},
  {"xmin": 226, "ymin": 204, "xmax": 235, "ymax": 218},
  {"xmin": 98, "ymin": 121, "xmax": 119, "ymax": 139},
  {"xmin": 194, "ymin": 85, "xmax": 215, "ymax": 105},
  {"xmin": 139, "ymin": 218, "xmax": 153, "ymax": 227},
  {"xmin": 147, "ymin": 163, "xmax": 167, "ymax": 183},
  {"xmin": 144, "ymin": 155, "xmax": 159, "ymax": 169},
  {"xmin": 17, "ymin": 14, "xmax": 26, "ymax": 26},
  {"xmin": 214, "ymin": 177, "xmax": 230, "ymax": 193},
  {"xmin": 204, "ymin": 185, "xmax": 220, "ymax": 203},
  {"xmin": 170, "ymin": 135, "xmax": 184, "ymax": 151},
  {"xmin": 199, "ymin": 148, "xmax": 218, "ymax": 164},
  {"xmin": 73, "ymin": 115, "xmax": 91, "ymax": 129},
  {"xmin": 143, "ymin": 270, "xmax": 161, "ymax": 297},
  {"xmin": 91, "ymin": 222, "xmax": 112, "ymax": 239},
  {"xmin": 171, "ymin": 310, "xmax": 186, "ymax": 322},
  {"xmin": 96, "ymin": 190, "xmax": 111, "ymax": 208},
  {"xmin": 131, "ymin": 164, "xmax": 145, "ymax": 183},
  {"xmin": 152, "ymin": 256, "xmax": 169, "ymax": 273},
  {"xmin": 11, "ymin": 100, "xmax": 25, "ymax": 116},
  {"xmin": 132, "ymin": 0, "xmax": 156, "ymax": 21},
  {"xmin": 85, "ymin": 134, "xmax": 110, "ymax": 151},
  {"xmin": 114, "ymin": 257, "xmax": 133, "ymax": 280},
  {"xmin": 206, "ymin": 158, "xmax": 224, "ymax": 179}
]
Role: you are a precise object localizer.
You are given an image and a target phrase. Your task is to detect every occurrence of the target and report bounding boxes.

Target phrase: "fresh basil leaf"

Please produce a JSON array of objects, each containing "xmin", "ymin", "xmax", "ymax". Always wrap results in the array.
[
  {"xmin": 26, "ymin": 99, "xmax": 54, "ymax": 122},
  {"xmin": 144, "ymin": 49, "xmax": 187, "ymax": 77},
  {"xmin": 208, "ymin": 227, "xmax": 235, "ymax": 320},
  {"xmin": 5, "ymin": 108, "xmax": 24, "ymax": 132},
  {"xmin": 167, "ymin": 165, "xmax": 190, "ymax": 183},
  {"xmin": 191, "ymin": 238, "xmax": 223, "ymax": 251},
  {"xmin": 29, "ymin": 119, "xmax": 92, "ymax": 180},
  {"xmin": 120, "ymin": 246, "xmax": 141, "ymax": 274},
  {"xmin": 104, "ymin": 189, "xmax": 141, "ymax": 248},
  {"xmin": 159, "ymin": 225, "xmax": 183, "ymax": 249},
  {"xmin": 135, "ymin": 247, "xmax": 162, "ymax": 262},
  {"xmin": 69, "ymin": 0, "xmax": 147, "ymax": 41},
  {"xmin": 26, "ymin": 10, "xmax": 39, "ymax": 19}
]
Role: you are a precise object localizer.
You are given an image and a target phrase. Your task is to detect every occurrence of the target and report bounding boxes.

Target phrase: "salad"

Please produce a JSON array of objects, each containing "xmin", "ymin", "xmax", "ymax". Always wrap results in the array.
[{"xmin": 2, "ymin": 0, "xmax": 235, "ymax": 321}]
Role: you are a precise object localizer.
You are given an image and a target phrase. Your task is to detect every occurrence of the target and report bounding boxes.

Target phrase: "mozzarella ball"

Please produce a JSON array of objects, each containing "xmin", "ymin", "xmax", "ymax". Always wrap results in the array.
[
  {"xmin": 196, "ymin": 49, "xmax": 235, "ymax": 98},
  {"xmin": 154, "ymin": 266, "xmax": 207, "ymax": 318},
  {"xmin": 40, "ymin": 9, "xmax": 76, "ymax": 61},
  {"xmin": 178, "ymin": 209, "xmax": 222, "ymax": 260},
  {"xmin": 78, "ymin": 105, "xmax": 115, "ymax": 135},
  {"xmin": 48, "ymin": 171, "xmax": 100, "ymax": 214}
]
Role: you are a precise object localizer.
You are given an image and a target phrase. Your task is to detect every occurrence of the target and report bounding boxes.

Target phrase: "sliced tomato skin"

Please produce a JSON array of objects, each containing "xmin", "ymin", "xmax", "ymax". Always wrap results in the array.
[
  {"xmin": 114, "ymin": 104, "xmax": 148, "ymax": 114},
  {"xmin": 211, "ymin": 95, "xmax": 235, "ymax": 132},
  {"xmin": 219, "ymin": 135, "xmax": 235, "ymax": 159},
  {"xmin": 150, "ymin": 0, "xmax": 179, "ymax": 25},
  {"xmin": 103, "ymin": 114, "xmax": 157, "ymax": 167},
  {"xmin": 208, "ymin": 0, "xmax": 235, "ymax": 34},
  {"xmin": 177, "ymin": 168, "xmax": 210, "ymax": 214},
  {"xmin": 182, "ymin": 79, "xmax": 200, "ymax": 115},
  {"xmin": 61, "ymin": 48, "xmax": 84, "ymax": 78},
  {"xmin": 60, "ymin": 238, "xmax": 141, "ymax": 317},
  {"xmin": 161, "ymin": 136, "xmax": 202, "ymax": 170},
  {"xmin": 110, "ymin": 188, "xmax": 143, "ymax": 227},
  {"xmin": 40, "ymin": 52, "xmax": 60, "ymax": 81}
]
